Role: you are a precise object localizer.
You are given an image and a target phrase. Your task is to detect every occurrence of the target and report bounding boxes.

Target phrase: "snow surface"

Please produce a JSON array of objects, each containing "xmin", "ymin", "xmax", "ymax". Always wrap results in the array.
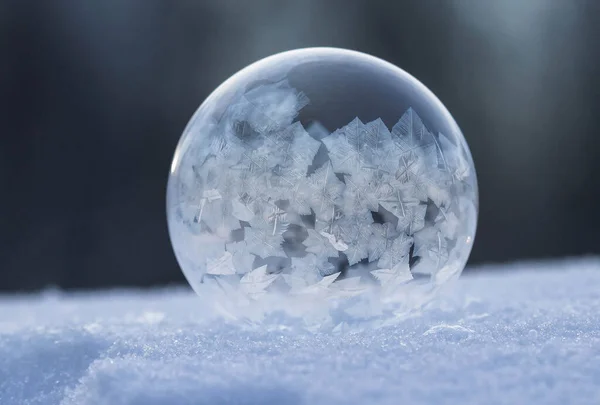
[{"xmin": 1, "ymin": 258, "xmax": 599, "ymax": 405}]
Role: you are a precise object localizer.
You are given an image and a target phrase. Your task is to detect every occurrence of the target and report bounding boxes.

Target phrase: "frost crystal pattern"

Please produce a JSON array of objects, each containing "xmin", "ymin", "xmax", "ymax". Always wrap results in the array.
[{"xmin": 168, "ymin": 49, "xmax": 478, "ymax": 312}]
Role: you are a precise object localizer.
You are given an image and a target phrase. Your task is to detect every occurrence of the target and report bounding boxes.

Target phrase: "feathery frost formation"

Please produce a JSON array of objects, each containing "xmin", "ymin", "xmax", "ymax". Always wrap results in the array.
[{"xmin": 171, "ymin": 80, "xmax": 476, "ymax": 301}]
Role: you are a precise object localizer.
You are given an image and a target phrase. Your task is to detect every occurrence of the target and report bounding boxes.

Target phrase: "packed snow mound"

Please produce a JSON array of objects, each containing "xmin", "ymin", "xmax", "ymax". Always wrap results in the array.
[{"xmin": 1, "ymin": 258, "xmax": 599, "ymax": 405}]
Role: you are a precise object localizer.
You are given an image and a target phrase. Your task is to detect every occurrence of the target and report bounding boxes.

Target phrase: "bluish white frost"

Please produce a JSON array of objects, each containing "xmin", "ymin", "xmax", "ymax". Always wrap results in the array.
[
  {"xmin": 1, "ymin": 259, "xmax": 599, "ymax": 405},
  {"xmin": 167, "ymin": 78, "xmax": 477, "ymax": 309}
]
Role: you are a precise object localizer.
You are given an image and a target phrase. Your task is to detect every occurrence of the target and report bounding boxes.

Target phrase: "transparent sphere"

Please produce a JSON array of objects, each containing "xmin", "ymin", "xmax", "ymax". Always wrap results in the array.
[{"xmin": 167, "ymin": 48, "xmax": 477, "ymax": 307}]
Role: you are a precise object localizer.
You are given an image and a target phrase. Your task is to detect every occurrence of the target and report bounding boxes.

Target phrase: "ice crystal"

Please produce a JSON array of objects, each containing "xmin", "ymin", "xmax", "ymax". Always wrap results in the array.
[
  {"xmin": 377, "ymin": 233, "xmax": 413, "ymax": 270},
  {"xmin": 244, "ymin": 213, "xmax": 289, "ymax": 258},
  {"xmin": 371, "ymin": 258, "xmax": 413, "ymax": 287},
  {"xmin": 206, "ymin": 251, "xmax": 236, "ymax": 276},
  {"xmin": 239, "ymin": 265, "xmax": 279, "ymax": 299},
  {"xmin": 322, "ymin": 118, "xmax": 369, "ymax": 175},
  {"xmin": 225, "ymin": 241, "xmax": 256, "ymax": 273},
  {"xmin": 331, "ymin": 214, "xmax": 373, "ymax": 265},
  {"xmin": 290, "ymin": 271, "xmax": 341, "ymax": 295},
  {"xmin": 291, "ymin": 253, "xmax": 337, "ymax": 278},
  {"xmin": 304, "ymin": 229, "xmax": 340, "ymax": 260},
  {"xmin": 368, "ymin": 223, "xmax": 399, "ymax": 262},
  {"xmin": 413, "ymin": 228, "xmax": 450, "ymax": 274},
  {"xmin": 305, "ymin": 162, "xmax": 345, "ymax": 222}
]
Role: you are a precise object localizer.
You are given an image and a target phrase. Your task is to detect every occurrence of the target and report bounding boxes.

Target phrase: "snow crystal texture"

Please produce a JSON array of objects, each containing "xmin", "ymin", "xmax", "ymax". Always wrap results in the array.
[{"xmin": 1, "ymin": 258, "xmax": 599, "ymax": 405}]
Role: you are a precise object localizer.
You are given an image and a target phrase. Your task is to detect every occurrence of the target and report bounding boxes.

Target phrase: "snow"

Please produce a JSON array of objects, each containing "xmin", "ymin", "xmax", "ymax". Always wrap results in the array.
[{"xmin": 1, "ymin": 258, "xmax": 599, "ymax": 405}]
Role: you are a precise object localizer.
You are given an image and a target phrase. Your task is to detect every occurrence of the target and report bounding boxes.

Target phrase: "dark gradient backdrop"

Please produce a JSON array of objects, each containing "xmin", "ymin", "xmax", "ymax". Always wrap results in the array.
[{"xmin": 1, "ymin": 0, "xmax": 599, "ymax": 291}]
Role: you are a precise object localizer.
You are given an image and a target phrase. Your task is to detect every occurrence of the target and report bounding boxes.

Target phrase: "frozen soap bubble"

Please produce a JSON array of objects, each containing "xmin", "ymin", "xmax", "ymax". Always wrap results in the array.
[{"xmin": 167, "ymin": 48, "xmax": 477, "ymax": 322}]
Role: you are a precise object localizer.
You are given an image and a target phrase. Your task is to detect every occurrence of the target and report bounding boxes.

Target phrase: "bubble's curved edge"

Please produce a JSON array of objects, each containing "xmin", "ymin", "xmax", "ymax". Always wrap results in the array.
[{"xmin": 166, "ymin": 47, "xmax": 479, "ymax": 308}]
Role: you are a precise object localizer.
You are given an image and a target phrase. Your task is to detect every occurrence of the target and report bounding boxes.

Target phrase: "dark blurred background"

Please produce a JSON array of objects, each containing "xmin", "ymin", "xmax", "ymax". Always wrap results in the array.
[{"xmin": 1, "ymin": 0, "xmax": 599, "ymax": 292}]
